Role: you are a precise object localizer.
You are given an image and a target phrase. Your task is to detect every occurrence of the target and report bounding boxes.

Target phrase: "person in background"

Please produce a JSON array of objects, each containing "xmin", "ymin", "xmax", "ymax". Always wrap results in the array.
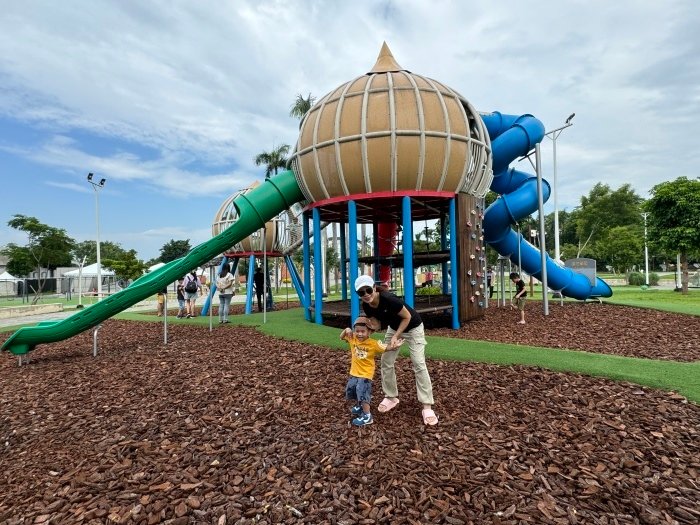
[
  {"xmin": 183, "ymin": 270, "xmax": 200, "ymax": 318},
  {"xmin": 509, "ymin": 272, "xmax": 527, "ymax": 324},
  {"xmin": 156, "ymin": 287, "xmax": 167, "ymax": 316},
  {"xmin": 486, "ymin": 266, "xmax": 494, "ymax": 299},
  {"xmin": 176, "ymin": 278, "xmax": 186, "ymax": 318},
  {"xmin": 253, "ymin": 266, "xmax": 265, "ymax": 312},
  {"xmin": 355, "ymin": 274, "xmax": 438, "ymax": 426},
  {"xmin": 216, "ymin": 263, "xmax": 235, "ymax": 324}
]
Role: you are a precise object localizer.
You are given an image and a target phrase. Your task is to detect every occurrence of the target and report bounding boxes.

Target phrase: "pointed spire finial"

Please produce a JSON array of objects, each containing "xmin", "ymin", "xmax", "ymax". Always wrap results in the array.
[{"xmin": 369, "ymin": 42, "xmax": 405, "ymax": 73}]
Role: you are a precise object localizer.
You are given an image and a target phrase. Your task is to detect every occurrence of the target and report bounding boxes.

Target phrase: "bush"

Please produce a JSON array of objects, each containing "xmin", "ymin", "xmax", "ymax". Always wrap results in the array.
[
  {"xmin": 416, "ymin": 285, "xmax": 442, "ymax": 296},
  {"xmin": 627, "ymin": 271, "xmax": 660, "ymax": 286},
  {"xmin": 627, "ymin": 272, "xmax": 644, "ymax": 285}
]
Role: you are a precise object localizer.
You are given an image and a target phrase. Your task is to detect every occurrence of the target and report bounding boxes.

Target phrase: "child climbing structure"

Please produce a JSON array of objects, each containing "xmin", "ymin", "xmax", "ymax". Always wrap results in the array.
[{"xmin": 1, "ymin": 43, "xmax": 610, "ymax": 356}]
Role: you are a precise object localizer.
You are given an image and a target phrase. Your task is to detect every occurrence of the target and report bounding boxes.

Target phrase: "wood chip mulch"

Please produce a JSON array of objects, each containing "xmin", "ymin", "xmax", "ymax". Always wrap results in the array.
[
  {"xmin": 428, "ymin": 303, "xmax": 700, "ymax": 362},
  {"xmin": 0, "ymin": 319, "xmax": 698, "ymax": 524}
]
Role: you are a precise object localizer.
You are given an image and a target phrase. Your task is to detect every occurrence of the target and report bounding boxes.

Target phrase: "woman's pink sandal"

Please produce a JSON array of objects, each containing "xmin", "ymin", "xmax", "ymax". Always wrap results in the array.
[{"xmin": 377, "ymin": 398, "xmax": 399, "ymax": 413}]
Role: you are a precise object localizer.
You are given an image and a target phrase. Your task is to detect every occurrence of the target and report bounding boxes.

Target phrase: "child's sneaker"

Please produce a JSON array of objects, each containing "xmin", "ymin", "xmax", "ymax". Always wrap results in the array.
[
  {"xmin": 350, "ymin": 404, "xmax": 363, "ymax": 417},
  {"xmin": 352, "ymin": 412, "xmax": 373, "ymax": 427}
]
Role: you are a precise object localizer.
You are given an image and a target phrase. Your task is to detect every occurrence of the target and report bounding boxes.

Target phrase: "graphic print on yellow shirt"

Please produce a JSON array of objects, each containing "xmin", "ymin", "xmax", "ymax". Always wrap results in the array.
[{"xmin": 348, "ymin": 335, "xmax": 387, "ymax": 379}]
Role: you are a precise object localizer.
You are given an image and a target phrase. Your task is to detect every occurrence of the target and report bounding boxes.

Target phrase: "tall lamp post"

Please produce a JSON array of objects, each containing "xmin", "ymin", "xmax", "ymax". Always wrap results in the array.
[
  {"xmin": 641, "ymin": 212, "xmax": 650, "ymax": 285},
  {"xmin": 544, "ymin": 113, "xmax": 575, "ymax": 263},
  {"xmin": 87, "ymin": 173, "xmax": 106, "ymax": 301}
]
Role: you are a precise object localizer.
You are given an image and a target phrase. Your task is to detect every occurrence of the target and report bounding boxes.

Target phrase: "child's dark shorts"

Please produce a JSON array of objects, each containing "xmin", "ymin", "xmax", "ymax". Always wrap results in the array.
[{"xmin": 345, "ymin": 376, "xmax": 372, "ymax": 404}]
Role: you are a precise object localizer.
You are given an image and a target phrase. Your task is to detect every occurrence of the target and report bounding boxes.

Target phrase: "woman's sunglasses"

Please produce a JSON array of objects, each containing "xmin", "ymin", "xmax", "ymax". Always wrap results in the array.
[{"xmin": 355, "ymin": 286, "xmax": 374, "ymax": 297}]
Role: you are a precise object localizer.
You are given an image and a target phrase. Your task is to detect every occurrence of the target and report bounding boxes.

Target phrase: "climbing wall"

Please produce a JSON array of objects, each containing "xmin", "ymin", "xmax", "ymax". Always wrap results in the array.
[{"xmin": 457, "ymin": 193, "xmax": 487, "ymax": 322}]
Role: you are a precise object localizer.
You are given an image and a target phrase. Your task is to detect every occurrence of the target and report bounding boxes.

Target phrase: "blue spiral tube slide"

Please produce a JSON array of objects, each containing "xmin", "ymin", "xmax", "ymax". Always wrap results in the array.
[{"xmin": 481, "ymin": 112, "xmax": 612, "ymax": 300}]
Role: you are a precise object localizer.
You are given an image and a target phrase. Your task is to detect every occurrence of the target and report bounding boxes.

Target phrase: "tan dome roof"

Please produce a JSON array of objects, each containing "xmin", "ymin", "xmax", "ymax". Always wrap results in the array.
[{"xmin": 291, "ymin": 43, "xmax": 492, "ymax": 203}]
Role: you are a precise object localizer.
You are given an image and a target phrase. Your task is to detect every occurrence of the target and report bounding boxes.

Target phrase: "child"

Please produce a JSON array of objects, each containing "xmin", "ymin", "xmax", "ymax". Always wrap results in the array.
[
  {"xmin": 176, "ymin": 279, "xmax": 186, "ymax": 318},
  {"xmin": 340, "ymin": 316, "xmax": 403, "ymax": 427},
  {"xmin": 509, "ymin": 272, "xmax": 527, "ymax": 324},
  {"xmin": 156, "ymin": 288, "xmax": 167, "ymax": 316}
]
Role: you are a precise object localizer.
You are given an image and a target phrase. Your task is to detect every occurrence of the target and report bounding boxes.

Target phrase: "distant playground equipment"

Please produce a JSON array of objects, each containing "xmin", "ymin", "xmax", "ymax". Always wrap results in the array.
[
  {"xmin": 205, "ymin": 181, "xmax": 305, "ymax": 315},
  {"xmin": 1, "ymin": 43, "xmax": 610, "ymax": 356}
]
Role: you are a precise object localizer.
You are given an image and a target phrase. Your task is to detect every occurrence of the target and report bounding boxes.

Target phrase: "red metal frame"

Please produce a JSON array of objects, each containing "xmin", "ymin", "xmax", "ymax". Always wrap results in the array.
[{"xmin": 303, "ymin": 190, "xmax": 455, "ymax": 223}]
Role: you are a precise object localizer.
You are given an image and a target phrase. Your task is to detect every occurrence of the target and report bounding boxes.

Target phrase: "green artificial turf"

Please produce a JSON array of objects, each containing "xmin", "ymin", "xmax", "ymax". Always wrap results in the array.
[
  {"xmin": 3, "ymin": 304, "xmax": 698, "ymax": 403},
  {"xmin": 113, "ymin": 308, "xmax": 700, "ymax": 403}
]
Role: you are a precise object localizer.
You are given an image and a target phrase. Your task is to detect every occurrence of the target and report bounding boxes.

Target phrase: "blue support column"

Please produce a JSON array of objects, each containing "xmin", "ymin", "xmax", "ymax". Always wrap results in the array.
[
  {"xmin": 302, "ymin": 212, "xmax": 311, "ymax": 321},
  {"xmin": 449, "ymin": 198, "xmax": 459, "ymax": 329},
  {"xmin": 245, "ymin": 255, "xmax": 255, "ymax": 314},
  {"xmin": 340, "ymin": 223, "xmax": 347, "ymax": 300},
  {"xmin": 348, "ymin": 201, "xmax": 359, "ymax": 322},
  {"xmin": 440, "ymin": 216, "xmax": 449, "ymax": 295},
  {"xmin": 313, "ymin": 207, "xmax": 323, "ymax": 324},
  {"xmin": 285, "ymin": 255, "xmax": 305, "ymax": 303},
  {"xmin": 402, "ymin": 196, "xmax": 414, "ymax": 307}
]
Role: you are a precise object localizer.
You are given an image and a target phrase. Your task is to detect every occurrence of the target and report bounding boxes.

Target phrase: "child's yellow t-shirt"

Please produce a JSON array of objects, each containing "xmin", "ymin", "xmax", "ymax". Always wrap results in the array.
[{"xmin": 347, "ymin": 335, "xmax": 387, "ymax": 379}]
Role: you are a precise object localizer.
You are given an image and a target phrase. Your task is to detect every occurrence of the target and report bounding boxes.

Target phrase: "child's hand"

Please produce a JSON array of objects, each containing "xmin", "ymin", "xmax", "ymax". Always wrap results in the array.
[
  {"xmin": 388, "ymin": 337, "xmax": 405, "ymax": 350},
  {"xmin": 340, "ymin": 328, "xmax": 352, "ymax": 340}
]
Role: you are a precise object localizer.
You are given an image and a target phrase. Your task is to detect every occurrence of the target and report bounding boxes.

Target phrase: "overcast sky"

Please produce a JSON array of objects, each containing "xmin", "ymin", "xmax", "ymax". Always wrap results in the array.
[{"xmin": 1, "ymin": 0, "xmax": 698, "ymax": 261}]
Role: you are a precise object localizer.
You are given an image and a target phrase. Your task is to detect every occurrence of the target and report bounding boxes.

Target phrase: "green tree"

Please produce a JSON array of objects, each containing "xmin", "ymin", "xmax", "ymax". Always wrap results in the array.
[
  {"xmin": 597, "ymin": 225, "xmax": 644, "ymax": 274},
  {"xmin": 3, "ymin": 215, "xmax": 74, "ymax": 301},
  {"xmin": 254, "ymin": 144, "xmax": 291, "ymax": 179},
  {"xmin": 159, "ymin": 239, "xmax": 191, "ymax": 263},
  {"xmin": 103, "ymin": 250, "xmax": 146, "ymax": 281},
  {"xmin": 289, "ymin": 93, "xmax": 316, "ymax": 121},
  {"xmin": 72, "ymin": 240, "xmax": 129, "ymax": 265},
  {"xmin": 575, "ymin": 183, "xmax": 643, "ymax": 257},
  {"xmin": 644, "ymin": 176, "xmax": 700, "ymax": 294},
  {"xmin": 4, "ymin": 246, "xmax": 34, "ymax": 277}
]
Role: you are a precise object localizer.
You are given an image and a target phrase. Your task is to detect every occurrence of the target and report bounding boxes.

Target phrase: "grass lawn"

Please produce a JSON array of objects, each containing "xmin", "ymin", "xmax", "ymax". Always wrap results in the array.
[{"xmin": 114, "ymin": 308, "xmax": 700, "ymax": 404}]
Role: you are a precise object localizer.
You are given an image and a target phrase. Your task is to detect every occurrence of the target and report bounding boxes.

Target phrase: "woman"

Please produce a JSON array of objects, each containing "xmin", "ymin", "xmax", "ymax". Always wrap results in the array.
[
  {"xmin": 216, "ymin": 263, "xmax": 235, "ymax": 324},
  {"xmin": 354, "ymin": 275, "xmax": 438, "ymax": 426}
]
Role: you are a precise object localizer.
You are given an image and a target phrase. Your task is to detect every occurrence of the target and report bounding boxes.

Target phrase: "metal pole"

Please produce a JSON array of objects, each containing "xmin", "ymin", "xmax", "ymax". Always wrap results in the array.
[
  {"xmin": 209, "ymin": 266, "xmax": 214, "ymax": 331},
  {"xmin": 163, "ymin": 294, "xmax": 168, "ymax": 344},
  {"xmin": 544, "ymin": 115, "xmax": 574, "ymax": 263},
  {"xmin": 552, "ymin": 134, "xmax": 560, "ymax": 263},
  {"xmin": 535, "ymin": 143, "xmax": 549, "ymax": 316},
  {"xmin": 93, "ymin": 324, "xmax": 102, "ymax": 357},
  {"xmin": 642, "ymin": 212, "xmax": 650, "ymax": 285},
  {"xmin": 94, "ymin": 186, "xmax": 102, "ymax": 301},
  {"xmin": 263, "ymin": 226, "xmax": 268, "ymax": 324}
]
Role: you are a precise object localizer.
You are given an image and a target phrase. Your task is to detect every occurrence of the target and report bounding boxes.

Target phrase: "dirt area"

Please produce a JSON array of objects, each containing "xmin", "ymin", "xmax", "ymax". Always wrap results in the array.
[{"xmin": 0, "ymin": 312, "xmax": 698, "ymax": 524}]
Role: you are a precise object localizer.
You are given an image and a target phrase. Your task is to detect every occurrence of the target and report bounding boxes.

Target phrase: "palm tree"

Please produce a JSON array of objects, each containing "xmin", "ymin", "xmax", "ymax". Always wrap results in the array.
[
  {"xmin": 289, "ymin": 93, "xmax": 316, "ymax": 121},
  {"xmin": 254, "ymin": 144, "xmax": 291, "ymax": 179}
]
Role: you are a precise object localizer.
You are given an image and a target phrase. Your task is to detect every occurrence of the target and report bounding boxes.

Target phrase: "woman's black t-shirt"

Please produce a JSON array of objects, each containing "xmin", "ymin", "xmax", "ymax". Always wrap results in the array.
[{"xmin": 362, "ymin": 291, "xmax": 422, "ymax": 332}]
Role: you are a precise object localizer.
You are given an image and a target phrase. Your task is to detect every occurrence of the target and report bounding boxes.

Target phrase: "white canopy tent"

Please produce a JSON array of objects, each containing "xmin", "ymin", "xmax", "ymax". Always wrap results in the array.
[
  {"xmin": 0, "ymin": 270, "xmax": 20, "ymax": 296},
  {"xmin": 64, "ymin": 263, "xmax": 116, "ymax": 295},
  {"xmin": 146, "ymin": 262, "xmax": 166, "ymax": 273}
]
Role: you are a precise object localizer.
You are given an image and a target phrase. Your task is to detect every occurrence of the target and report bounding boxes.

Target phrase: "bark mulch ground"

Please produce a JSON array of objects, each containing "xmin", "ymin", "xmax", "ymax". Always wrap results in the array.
[
  {"xmin": 428, "ymin": 303, "xmax": 700, "ymax": 362},
  {"xmin": 0, "ymin": 319, "xmax": 698, "ymax": 524}
]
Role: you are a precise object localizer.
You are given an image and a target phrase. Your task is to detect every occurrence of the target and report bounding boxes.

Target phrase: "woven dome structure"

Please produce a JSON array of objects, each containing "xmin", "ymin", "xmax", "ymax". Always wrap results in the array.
[
  {"xmin": 291, "ymin": 43, "xmax": 492, "ymax": 204},
  {"xmin": 212, "ymin": 181, "xmax": 302, "ymax": 254}
]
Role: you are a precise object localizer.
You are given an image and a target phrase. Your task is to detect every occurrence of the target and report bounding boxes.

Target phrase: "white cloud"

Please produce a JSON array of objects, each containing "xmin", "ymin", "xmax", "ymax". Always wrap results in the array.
[{"xmin": 0, "ymin": 0, "xmax": 698, "ymax": 259}]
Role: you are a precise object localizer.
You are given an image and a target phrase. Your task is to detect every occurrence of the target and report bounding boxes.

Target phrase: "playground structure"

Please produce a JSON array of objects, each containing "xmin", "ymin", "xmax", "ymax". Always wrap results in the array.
[
  {"xmin": 204, "ymin": 181, "xmax": 305, "ymax": 315},
  {"xmin": 1, "ymin": 43, "xmax": 612, "ymax": 356}
]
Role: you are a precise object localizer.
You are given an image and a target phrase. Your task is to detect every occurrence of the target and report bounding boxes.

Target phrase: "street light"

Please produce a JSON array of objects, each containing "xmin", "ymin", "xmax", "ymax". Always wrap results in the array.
[
  {"xmin": 641, "ymin": 212, "xmax": 650, "ymax": 285},
  {"xmin": 544, "ymin": 113, "xmax": 575, "ymax": 263},
  {"xmin": 87, "ymin": 173, "xmax": 106, "ymax": 301}
]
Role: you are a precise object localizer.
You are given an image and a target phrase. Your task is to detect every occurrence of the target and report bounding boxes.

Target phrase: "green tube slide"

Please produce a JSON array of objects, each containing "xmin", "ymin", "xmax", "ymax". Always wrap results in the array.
[{"xmin": 1, "ymin": 171, "xmax": 305, "ymax": 356}]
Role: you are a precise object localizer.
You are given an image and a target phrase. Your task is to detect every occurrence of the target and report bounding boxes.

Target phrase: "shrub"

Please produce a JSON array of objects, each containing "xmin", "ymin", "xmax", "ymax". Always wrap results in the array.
[
  {"xmin": 628, "ymin": 271, "xmax": 660, "ymax": 286},
  {"xmin": 627, "ymin": 272, "xmax": 644, "ymax": 285},
  {"xmin": 416, "ymin": 285, "xmax": 442, "ymax": 296}
]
